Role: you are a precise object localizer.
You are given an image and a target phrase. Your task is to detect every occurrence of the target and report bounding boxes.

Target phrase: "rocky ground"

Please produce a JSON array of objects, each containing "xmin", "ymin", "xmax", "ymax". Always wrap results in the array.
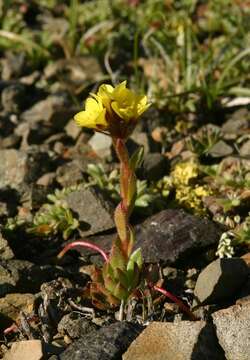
[{"xmin": 0, "ymin": 1, "xmax": 250, "ymax": 359}]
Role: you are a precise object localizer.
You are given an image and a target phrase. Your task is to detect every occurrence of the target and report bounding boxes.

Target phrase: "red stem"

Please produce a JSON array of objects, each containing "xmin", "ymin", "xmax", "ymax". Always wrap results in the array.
[
  {"xmin": 153, "ymin": 285, "xmax": 197, "ymax": 321},
  {"xmin": 58, "ymin": 240, "xmax": 109, "ymax": 263}
]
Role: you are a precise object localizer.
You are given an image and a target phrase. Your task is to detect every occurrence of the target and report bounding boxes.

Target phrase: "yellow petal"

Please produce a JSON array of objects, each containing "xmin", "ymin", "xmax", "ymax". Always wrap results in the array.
[
  {"xmin": 97, "ymin": 84, "xmax": 114, "ymax": 110},
  {"xmin": 74, "ymin": 97, "xmax": 108, "ymax": 129}
]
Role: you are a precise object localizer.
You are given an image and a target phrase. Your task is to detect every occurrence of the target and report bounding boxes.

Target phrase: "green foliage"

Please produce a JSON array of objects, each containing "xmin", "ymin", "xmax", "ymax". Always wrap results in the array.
[
  {"xmin": 28, "ymin": 201, "xmax": 79, "ymax": 240},
  {"xmin": 216, "ymin": 213, "xmax": 250, "ymax": 258},
  {"xmin": 2, "ymin": 0, "xmax": 249, "ymax": 110},
  {"xmin": 186, "ymin": 126, "xmax": 221, "ymax": 157},
  {"xmin": 28, "ymin": 188, "xmax": 79, "ymax": 240},
  {"xmin": 86, "ymin": 163, "xmax": 160, "ymax": 214}
]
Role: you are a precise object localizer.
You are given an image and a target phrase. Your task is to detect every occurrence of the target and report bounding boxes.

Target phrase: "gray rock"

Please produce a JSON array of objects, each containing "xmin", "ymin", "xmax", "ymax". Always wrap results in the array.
[
  {"xmin": 194, "ymin": 258, "xmax": 249, "ymax": 305},
  {"xmin": 1, "ymin": 83, "xmax": 26, "ymax": 113},
  {"xmin": 0, "ymin": 260, "xmax": 68, "ymax": 296},
  {"xmin": 56, "ymin": 161, "xmax": 84, "ymax": 188},
  {"xmin": 88, "ymin": 132, "xmax": 112, "ymax": 159},
  {"xmin": 0, "ymin": 149, "xmax": 28, "ymax": 189},
  {"xmin": 21, "ymin": 93, "xmax": 72, "ymax": 124},
  {"xmin": 240, "ymin": 140, "xmax": 250, "ymax": 157},
  {"xmin": 207, "ymin": 140, "xmax": 233, "ymax": 158},
  {"xmin": 60, "ymin": 321, "xmax": 143, "ymax": 360},
  {"xmin": 21, "ymin": 93, "xmax": 76, "ymax": 130},
  {"xmin": 0, "ymin": 232, "xmax": 14, "ymax": 260},
  {"xmin": 222, "ymin": 108, "xmax": 250, "ymax": 139},
  {"xmin": 135, "ymin": 209, "xmax": 222, "ymax": 264},
  {"xmin": 58, "ymin": 312, "xmax": 97, "ymax": 339},
  {"xmin": 0, "ymin": 293, "xmax": 35, "ymax": 326},
  {"xmin": 212, "ymin": 300, "xmax": 250, "ymax": 360},
  {"xmin": 131, "ymin": 131, "xmax": 150, "ymax": 155},
  {"xmin": 64, "ymin": 119, "xmax": 82, "ymax": 140},
  {"xmin": 44, "ymin": 57, "xmax": 103, "ymax": 91},
  {"xmin": 65, "ymin": 187, "xmax": 114, "ymax": 236},
  {"xmin": 123, "ymin": 321, "xmax": 224, "ymax": 360},
  {"xmin": 3, "ymin": 340, "xmax": 44, "ymax": 360},
  {"xmin": 0, "ymin": 149, "xmax": 53, "ymax": 191},
  {"xmin": 142, "ymin": 152, "xmax": 169, "ymax": 181},
  {"xmin": 1, "ymin": 51, "xmax": 26, "ymax": 80}
]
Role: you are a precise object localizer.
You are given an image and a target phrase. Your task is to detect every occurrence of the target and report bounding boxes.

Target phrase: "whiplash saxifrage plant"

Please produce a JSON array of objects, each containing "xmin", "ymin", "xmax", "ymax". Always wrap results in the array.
[{"xmin": 58, "ymin": 81, "xmax": 195, "ymax": 320}]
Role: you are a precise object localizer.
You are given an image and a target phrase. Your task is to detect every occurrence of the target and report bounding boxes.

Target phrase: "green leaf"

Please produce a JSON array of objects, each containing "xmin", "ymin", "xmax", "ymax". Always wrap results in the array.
[
  {"xmin": 128, "ymin": 262, "xmax": 141, "ymax": 289},
  {"xmin": 103, "ymin": 275, "xmax": 116, "ymax": 294},
  {"xmin": 115, "ymin": 268, "xmax": 129, "ymax": 289},
  {"xmin": 113, "ymin": 282, "xmax": 128, "ymax": 300},
  {"xmin": 127, "ymin": 248, "xmax": 143, "ymax": 272},
  {"xmin": 109, "ymin": 238, "xmax": 127, "ymax": 271},
  {"xmin": 129, "ymin": 146, "xmax": 144, "ymax": 171},
  {"xmin": 127, "ymin": 172, "xmax": 137, "ymax": 209}
]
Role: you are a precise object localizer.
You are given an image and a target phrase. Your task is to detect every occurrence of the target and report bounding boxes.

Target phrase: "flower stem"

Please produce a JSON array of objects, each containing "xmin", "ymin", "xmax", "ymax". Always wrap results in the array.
[
  {"xmin": 153, "ymin": 285, "xmax": 197, "ymax": 321},
  {"xmin": 58, "ymin": 240, "xmax": 109, "ymax": 262}
]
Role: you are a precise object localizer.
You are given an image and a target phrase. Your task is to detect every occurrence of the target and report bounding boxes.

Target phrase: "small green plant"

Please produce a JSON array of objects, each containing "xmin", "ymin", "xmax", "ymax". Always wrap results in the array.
[
  {"xmin": 28, "ymin": 187, "xmax": 80, "ymax": 240},
  {"xmin": 216, "ymin": 213, "xmax": 250, "ymax": 258},
  {"xmin": 58, "ymin": 81, "xmax": 195, "ymax": 320},
  {"xmin": 186, "ymin": 126, "xmax": 221, "ymax": 157},
  {"xmin": 86, "ymin": 163, "xmax": 159, "ymax": 213}
]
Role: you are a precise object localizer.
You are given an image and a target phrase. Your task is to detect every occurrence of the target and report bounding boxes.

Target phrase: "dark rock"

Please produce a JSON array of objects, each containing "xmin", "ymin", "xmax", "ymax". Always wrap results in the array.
[
  {"xmin": 0, "ymin": 112, "xmax": 16, "ymax": 138},
  {"xmin": 0, "ymin": 260, "xmax": 69, "ymax": 296},
  {"xmin": 60, "ymin": 321, "xmax": 143, "ymax": 360},
  {"xmin": 65, "ymin": 187, "xmax": 114, "ymax": 236},
  {"xmin": 86, "ymin": 209, "xmax": 222, "ymax": 265},
  {"xmin": 20, "ymin": 184, "xmax": 53, "ymax": 210},
  {"xmin": 212, "ymin": 300, "xmax": 250, "ymax": 360},
  {"xmin": 39, "ymin": 279, "xmax": 76, "ymax": 340},
  {"xmin": 123, "ymin": 321, "xmax": 224, "ymax": 360},
  {"xmin": 35, "ymin": 152, "xmax": 57, "ymax": 183},
  {"xmin": 0, "ymin": 187, "xmax": 19, "ymax": 217},
  {"xmin": 1, "ymin": 83, "xmax": 26, "ymax": 113},
  {"xmin": 142, "ymin": 152, "xmax": 169, "ymax": 181},
  {"xmin": 58, "ymin": 312, "xmax": 97, "ymax": 339},
  {"xmin": 193, "ymin": 258, "xmax": 249, "ymax": 305},
  {"xmin": 134, "ymin": 209, "xmax": 222, "ymax": 264}
]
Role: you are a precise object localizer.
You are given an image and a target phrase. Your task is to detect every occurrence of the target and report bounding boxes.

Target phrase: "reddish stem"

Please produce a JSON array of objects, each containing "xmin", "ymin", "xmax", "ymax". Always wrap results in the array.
[
  {"xmin": 58, "ymin": 240, "xmax": 109, "ymax": 263},
  {"xmin": 153, "ymin": 285, "xmax": 197, "ymax": 321},
  {"xmin": 4, "ymin": 323, "xmax": 18, "ymax": 335}
]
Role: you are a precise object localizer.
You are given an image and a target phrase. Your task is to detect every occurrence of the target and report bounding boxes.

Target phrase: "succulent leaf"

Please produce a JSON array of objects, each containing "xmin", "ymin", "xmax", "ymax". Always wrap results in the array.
[{"xmin": 129, "ymin": 146, "xmax": 144, "ymax": 171}]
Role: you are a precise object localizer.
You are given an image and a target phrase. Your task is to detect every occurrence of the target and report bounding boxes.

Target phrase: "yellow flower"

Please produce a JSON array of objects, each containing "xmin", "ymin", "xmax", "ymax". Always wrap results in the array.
[
  {"xmin": 74, "ymin": 81, "xmax": 149, "ymax": 137},
  {"xmin": 194, "ymin": 186, "xmax": 210, "ymax": 197},
  {"xmin": 172, "ymin": 162, "xmax": 199, "ymax": 186},
  {"xmin": 74, "ymin": 97, "xmax": 107, "ymax": 130},
  {"xmin": 100, "ymin": 81, "xmax": 149, "ymax": 122}
]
